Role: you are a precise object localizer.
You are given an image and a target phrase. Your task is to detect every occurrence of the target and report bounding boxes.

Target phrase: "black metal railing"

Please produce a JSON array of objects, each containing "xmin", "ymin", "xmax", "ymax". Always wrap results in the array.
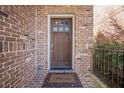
[{"xmin": 93, "ymin": 48, "xmax": 124, "ymax": 88}]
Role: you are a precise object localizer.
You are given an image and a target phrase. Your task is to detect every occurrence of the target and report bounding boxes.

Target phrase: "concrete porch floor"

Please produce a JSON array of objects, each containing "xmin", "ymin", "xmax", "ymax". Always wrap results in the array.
[{"xmin": 24, "ymin": 67, "xmax": 103, "ymax": 88}]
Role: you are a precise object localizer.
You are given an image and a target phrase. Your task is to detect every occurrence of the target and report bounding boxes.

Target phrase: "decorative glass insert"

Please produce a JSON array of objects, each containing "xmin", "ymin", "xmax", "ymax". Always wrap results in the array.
[
  {"xmin": 53, "ymin": 27, "xmax": 58, "ymax": 31},
  {"xmin": 59, "ymin": 27, "xmax": 64, "ymax": 31},
  {"xmin": 51, "ymin": 18, "xmax": 72, "ymax": 32},
  {"xmin": 55, "ymin": 21, "xmax": 58, "ymax": 24},
  {"xmin": 65, "ymin": 21, "xmax": 68, "ymax": 25},
  {"xmin": 65, "ymin": 27, "xmax": 69, "ymax": 32},
  {"xmin": 59, "ymin": 21, "xmax": 64, "ymax": 26}
]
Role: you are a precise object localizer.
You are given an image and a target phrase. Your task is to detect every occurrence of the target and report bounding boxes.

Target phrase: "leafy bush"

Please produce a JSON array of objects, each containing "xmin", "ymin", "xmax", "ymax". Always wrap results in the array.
[{"xmin": 94, "ymin": 42, "xmax": 124, "ymax": 69}]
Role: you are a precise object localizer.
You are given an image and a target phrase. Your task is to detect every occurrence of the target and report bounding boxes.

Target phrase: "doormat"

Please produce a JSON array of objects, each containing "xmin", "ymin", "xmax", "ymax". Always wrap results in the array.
[
  {"xmin": 42, "ymin": 73, "xmax": 83, "ymax": 88},
  {"xmin": 49, "ymin": 73, "xmax": 76, "ymax": 83}
]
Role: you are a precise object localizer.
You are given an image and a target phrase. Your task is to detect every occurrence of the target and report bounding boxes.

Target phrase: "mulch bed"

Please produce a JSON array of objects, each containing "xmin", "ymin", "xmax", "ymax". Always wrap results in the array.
[{"xmin": 42, "ymin": 73, "xmax": 83, "ymax": 88}]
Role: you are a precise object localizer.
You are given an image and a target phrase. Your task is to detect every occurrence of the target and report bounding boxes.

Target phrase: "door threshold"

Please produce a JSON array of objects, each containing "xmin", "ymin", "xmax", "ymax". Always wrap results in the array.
[
  {"xmin": 49, "ymin": 69, "xmax": 75, "ymax": 73},
  {"xmin": 50, "ymin": 67, "xmax": 72, "ymax": 70}
]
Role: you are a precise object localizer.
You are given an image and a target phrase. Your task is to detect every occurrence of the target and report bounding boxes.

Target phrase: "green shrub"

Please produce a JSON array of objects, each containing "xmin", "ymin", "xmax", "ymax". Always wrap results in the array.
[{"xmin": 94, "ymin": 42, "xmax": 124, "ymax": 69}]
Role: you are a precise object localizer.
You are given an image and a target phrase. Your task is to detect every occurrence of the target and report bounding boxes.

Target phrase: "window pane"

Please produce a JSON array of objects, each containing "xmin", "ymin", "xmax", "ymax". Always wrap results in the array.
[
  {"xmin": 65, "ymin": 21, "xmax": 68, "ymax": 26},
  {"xmin": 65, "ymin": 27, "xmax": 69, "ymax": 32},
  {"xmin": 53, "ymin": 27, "xmax": 58, "ymax": 31},
  {"xmin": 55, "ymin": 21, "xmax": 58, "ymax": 25},
  {"xmin": 59, "ymin": 21, "xmax": 64, "ymax": 26},
  {"xmin": 59, "ymin": 27, "xmax": 64, "ymax": 31}
]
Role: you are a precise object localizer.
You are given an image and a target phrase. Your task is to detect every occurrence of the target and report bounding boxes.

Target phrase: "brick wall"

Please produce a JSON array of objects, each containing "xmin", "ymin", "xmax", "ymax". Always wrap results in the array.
[
  {"xmin": 37, "ymin": 5, "xmax": 93, "ymax": 73},
  {"xmin": 0, "ymin": 6, "xmax": 37, "ymax": 88},
  {"xmin": 0, "ymin": 5, "xmax": 93, "ymax": 87}
]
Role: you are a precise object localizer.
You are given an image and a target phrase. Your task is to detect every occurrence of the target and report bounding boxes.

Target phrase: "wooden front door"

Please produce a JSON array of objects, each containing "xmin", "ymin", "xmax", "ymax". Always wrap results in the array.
[{"xmin": 50, "ymin": 18, "xmax": 72, "ymax": 69}]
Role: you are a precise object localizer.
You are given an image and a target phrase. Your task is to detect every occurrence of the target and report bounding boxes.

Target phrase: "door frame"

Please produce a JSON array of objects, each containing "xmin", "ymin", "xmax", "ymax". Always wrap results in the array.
[{"xmin": 48, "ymin": 14, "xmax": 75, "ymax": 71}]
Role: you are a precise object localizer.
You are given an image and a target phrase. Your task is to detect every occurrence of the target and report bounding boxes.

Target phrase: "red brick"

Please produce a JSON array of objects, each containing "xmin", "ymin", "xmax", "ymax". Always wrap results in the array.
[
  {"xmin": 2, "ymin": 71, "xmax": 9, "ymax": 77},
  {"xmin": 0, "ymin": 83, "xmax": 4, "ymax": 88},
  {"xmin": 10, "ymin": 70, "xmax": 19, "ymax": 77},
  {"xmin": 0, "ymin": 21, "xmax": 9, "ymax": 27},
  {"xmin": 0, "ymin": 74, "xmax": 3, "ymax": 79},
  {"xmin": 3, "ymin": 41, "xmax": 8, "ymax": 52},
  {"xmin": 4, "ymin": 76, "xmax": 15, "ymax": 85},
  {"xmin": 5, "ymin": 28, "xmax": 17, "ymax": 34},
  {"xmin": 4, "ymin": 18, "xmax": 15, "ymax": 25},
  {"xmin": 11, "ymin": 25, "xmax": 18, "ymax": 30},
  {"xmin": 17, "ymin": 38, "xmax": 23, "ymax": 42},
  {"xmin": 0, "ymin": 41, "xmax": 3, "ymax": 53},
  {"xmin": 6, "ymin": 52, "xmax": 15, "ymax": 57},
  {"xmin": 4, "ymin": 83, "xmax": 11, "ymax": 88},
  {"xmin": 0, "ymin": 64, "xmax": 3, "ymax": 68},
  {"xmin": 9, "ymin": 42, "xmax": 13, "ymax": 51},
  {"xmin": 8, "ymin": 68, "xmax": 15, "ymax": 74},
  {"xmin": 0, "ymin": 66, "xmax": 9, "ymax": 74},
  {"xmin": 13, "ymin": 42, "xmax": 17, "ymax": 51},
  {"xmin": 0, "ymin": 15, "xmax": 3, "ymax": 21},
  {"xmin": 0, "ymin": 6, "xmax": 37, "ymax": 88},
  {"xmin": 5, "ymin": 37, "xmax": 16, "ymax": 41},
  {"xmin": 12, "ymin": 34, "xmax": 20, "ymax": 38},
  {"xmin": 0, "ymin": 36, "xmax": 4, "ymax": 41},
  {"xmin": 0, "ymin": 31, "xmax": 10, "ymax": 36},
  {"xmin": 4, "ymin": 60, "xmax": 15, "ymax": 67},
  {"xmin": 0, "ymin": 25, "xmax": 4, "ymax": 30},
  {"xmin": 0, "ymin": 57, "xmax": 10, "ymax": 63}
]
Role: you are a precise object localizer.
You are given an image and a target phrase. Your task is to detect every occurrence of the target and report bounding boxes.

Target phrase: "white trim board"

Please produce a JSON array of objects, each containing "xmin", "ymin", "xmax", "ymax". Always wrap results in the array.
[{"xmin": 47, "ymin": 14, "xmax": 75, "ymax": 71}]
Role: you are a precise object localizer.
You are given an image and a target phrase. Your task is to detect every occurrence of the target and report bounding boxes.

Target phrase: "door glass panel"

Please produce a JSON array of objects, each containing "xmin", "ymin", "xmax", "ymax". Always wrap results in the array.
[
  {"xmin": 65, "ymin": 26, "xmax": 69, "ymax": 32},
  {"xmin": 59, "ymin": 27, "xmax": 64, "ymax": 32},
  {"xmin": 59, "ymin": 21, "xmax": 64, "ymax": 26},
  {"xmin": 51, "ymin": 18, "xmax": 72, "ymax": 32},
  {"xmin": 55, "ymin": 21, "xmax": 58, "ymax": 25},
  {"xmin": 53, "ymin": 27, "xmax": 58, "ymax": 32},
  {"xmin": 65, "ymin": 21, "xmax": 68, "ymax": 26}
]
